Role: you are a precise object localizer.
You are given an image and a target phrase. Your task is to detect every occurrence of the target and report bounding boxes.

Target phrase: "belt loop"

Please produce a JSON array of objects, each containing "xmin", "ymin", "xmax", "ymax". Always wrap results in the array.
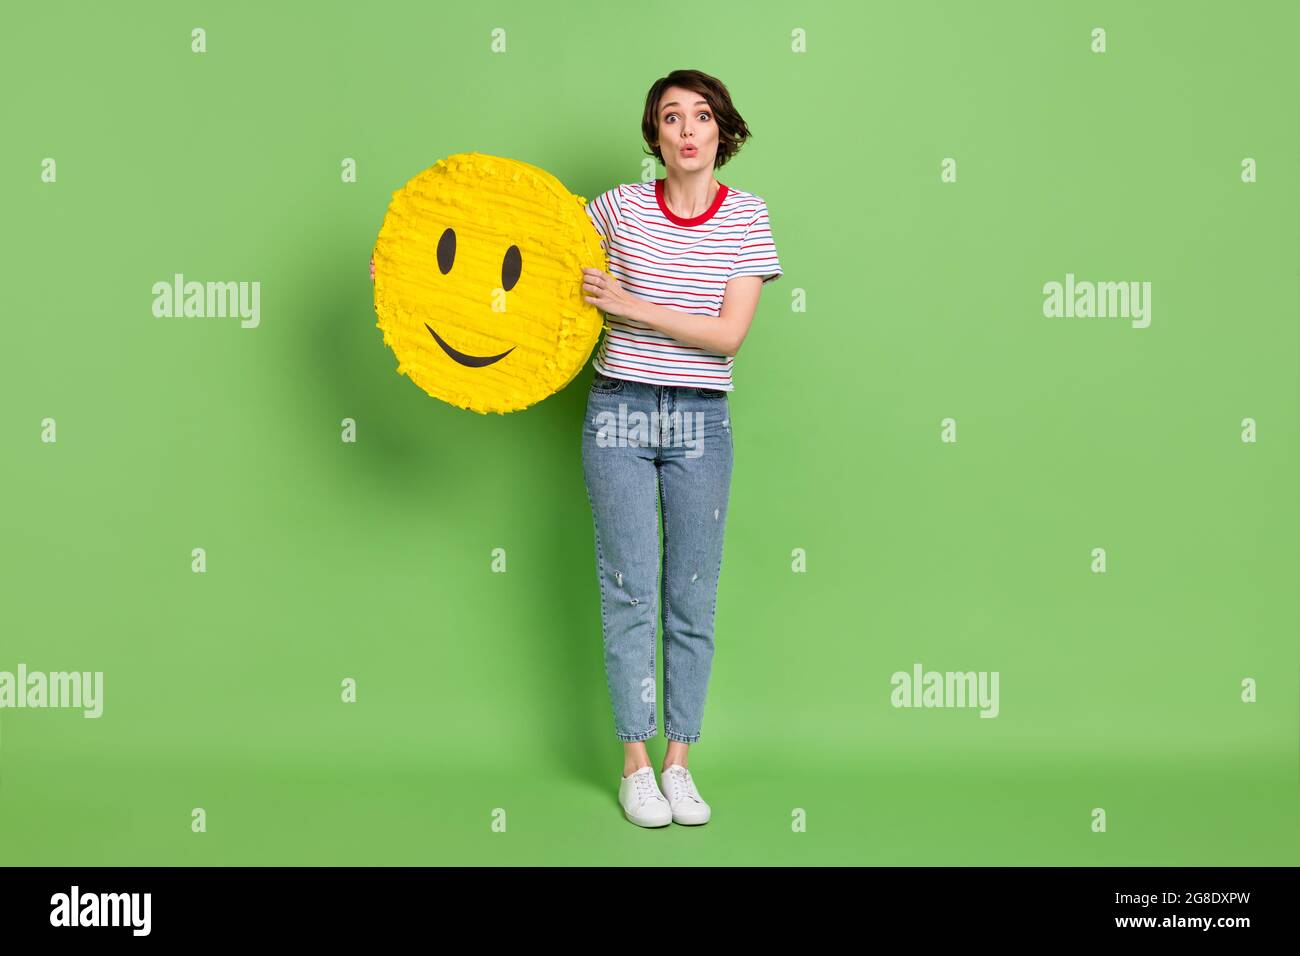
[{"xmin": 659, "ymin": 384, "xmax": 669, "ymax": 447}]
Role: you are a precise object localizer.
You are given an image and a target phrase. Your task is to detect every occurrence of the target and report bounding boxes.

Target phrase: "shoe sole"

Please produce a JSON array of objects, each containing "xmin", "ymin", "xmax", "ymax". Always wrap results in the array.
[{"xmin": 624, "ymin": 810, "xmax": 672, "ymax": 828}]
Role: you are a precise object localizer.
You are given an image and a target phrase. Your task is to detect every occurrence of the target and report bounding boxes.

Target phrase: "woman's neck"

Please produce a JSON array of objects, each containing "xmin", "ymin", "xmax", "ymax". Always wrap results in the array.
[{"xmin": 662, "ymin": 172, "xmax": 720, "ymax": 219}]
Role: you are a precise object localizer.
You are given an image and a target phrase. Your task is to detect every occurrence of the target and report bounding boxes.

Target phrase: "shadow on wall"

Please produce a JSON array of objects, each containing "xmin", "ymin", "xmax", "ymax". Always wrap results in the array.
[{"xmin": 300, "ymin": 246, "xmax": 617, "ymax": 783}]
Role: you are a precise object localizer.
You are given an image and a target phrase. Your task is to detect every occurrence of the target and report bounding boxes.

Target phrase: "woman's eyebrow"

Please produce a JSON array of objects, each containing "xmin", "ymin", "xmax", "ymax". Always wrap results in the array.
[{"xmin": 661, "ymin": 101, "xmax": 710, "ymax": 113}]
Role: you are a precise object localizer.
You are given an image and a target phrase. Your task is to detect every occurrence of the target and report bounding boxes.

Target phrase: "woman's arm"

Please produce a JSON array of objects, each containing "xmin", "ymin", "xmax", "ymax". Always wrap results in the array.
[{"xmin": 582, "ymin": 268, "xmax": 763, "ymax": 357}]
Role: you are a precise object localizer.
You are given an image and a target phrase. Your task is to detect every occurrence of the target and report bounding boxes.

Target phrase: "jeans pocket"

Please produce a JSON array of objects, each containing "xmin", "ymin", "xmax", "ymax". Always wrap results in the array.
[
  {"xmin": 591, "ymin": 372, "xmax": 625, "ymax": 394},
  {"xmin": 694, "ymin": 387, "xmax": 727, "ymax": 400}
]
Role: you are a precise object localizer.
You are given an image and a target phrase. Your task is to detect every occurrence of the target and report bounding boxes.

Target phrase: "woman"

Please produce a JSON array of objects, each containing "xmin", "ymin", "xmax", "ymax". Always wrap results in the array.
[{"xmin": 580, "ymin": 69, "xmax": 782, "ymax": 827}]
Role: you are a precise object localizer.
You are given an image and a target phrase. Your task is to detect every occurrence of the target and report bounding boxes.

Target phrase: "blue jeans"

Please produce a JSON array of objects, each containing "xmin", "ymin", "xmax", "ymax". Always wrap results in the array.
[{"xmin": 580, "ymin": 371, "xmax": 734, "ymax": 743}]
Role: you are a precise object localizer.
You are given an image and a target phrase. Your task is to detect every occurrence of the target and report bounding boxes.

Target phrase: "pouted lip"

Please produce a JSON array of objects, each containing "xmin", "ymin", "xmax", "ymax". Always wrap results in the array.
[
  {"xmin": 424, "ymin": 322, "xmax": 515, "ymax": 367},
  {"xmin": 680, "ymin": 145, "xmax": 698, "ymax": 154}
]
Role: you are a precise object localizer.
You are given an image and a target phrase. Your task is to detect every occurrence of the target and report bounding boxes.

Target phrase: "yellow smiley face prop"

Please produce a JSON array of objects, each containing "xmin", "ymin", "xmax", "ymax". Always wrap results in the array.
[{"xmin": 373, "ymin": 152, "xmax": 607, "ymax": 414}]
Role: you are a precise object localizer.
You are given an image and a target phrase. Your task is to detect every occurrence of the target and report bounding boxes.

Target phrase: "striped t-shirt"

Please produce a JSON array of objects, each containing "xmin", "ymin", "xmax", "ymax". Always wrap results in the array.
[{"xmin": 584, "ymin": 179, "xmax": 782, "ymax": 391}]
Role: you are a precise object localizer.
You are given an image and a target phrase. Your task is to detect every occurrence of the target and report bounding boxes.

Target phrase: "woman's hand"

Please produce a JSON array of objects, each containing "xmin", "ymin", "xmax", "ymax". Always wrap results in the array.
[{"xmin": 582, "ymin": 268, "xmax": 638, "ymax": 319}]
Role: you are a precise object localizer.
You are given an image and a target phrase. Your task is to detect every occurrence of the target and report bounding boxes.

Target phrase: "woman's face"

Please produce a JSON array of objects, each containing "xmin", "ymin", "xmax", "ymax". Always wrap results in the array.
[{"xmin": 655, "ymin": 86, "xmax": 718, "ymax": 173}]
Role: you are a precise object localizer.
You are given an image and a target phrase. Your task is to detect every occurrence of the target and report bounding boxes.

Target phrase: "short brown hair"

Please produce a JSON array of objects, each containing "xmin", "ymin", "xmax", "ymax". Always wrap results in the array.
[{"xmin": 641, "ymin": 69, "xmax": 751, "ymax": 169}]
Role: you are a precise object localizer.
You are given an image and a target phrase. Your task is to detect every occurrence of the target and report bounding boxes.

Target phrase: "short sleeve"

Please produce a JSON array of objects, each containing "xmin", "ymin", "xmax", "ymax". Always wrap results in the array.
[
  {"xmin": 585, "ymin": 185, "xmax": 625, "ymax": 253},
  {"xmin": 727, "ymin": 199, "xmax": 782, "ymax": 283}
]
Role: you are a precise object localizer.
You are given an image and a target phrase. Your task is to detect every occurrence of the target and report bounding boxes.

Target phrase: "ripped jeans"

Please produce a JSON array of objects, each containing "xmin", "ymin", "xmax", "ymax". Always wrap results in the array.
[{"xmin": 580, "ymin": 371, "xmax": 734, "ymax": 743}]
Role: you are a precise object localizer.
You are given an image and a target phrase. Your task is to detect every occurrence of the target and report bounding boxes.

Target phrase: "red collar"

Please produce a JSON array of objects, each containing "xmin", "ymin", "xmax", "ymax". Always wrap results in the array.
[{"xmin": 655, "ymin": 178, "xmax": 728, "ymax": 226}]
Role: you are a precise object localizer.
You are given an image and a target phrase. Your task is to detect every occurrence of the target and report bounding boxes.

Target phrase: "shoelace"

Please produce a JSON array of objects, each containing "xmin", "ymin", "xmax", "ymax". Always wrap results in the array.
[
  {"xmin": 631, "ymin": 770, "xmax": 664, "ymax": 808},
  {"xmin": 664, "ymin": 766, "xmax": 702, "ymax": 804}
]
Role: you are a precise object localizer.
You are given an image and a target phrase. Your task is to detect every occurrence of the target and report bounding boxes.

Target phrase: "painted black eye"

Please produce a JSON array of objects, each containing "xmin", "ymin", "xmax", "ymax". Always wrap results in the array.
[
  {"xmin": 501, "ymin": 245, "xmax": 522, "ymax": 292},
  {"xmin": 436, "ymin": 227, "xmax": 456, "ymax": 274}
]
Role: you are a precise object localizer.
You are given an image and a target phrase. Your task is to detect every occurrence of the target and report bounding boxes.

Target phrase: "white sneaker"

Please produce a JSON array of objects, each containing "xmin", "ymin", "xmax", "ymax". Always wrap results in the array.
[
  {"xmin": 618, "ymin": 766, "xmax": 672, "ymax": 827},
  {"xmin": 659, "ymin": 764, "xmax": 711, "ymax": 825}
]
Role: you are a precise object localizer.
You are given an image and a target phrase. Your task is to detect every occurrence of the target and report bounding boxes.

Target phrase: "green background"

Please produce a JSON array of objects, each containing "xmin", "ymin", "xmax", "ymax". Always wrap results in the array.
[{"xmin": 1, "ymin": 0, "xmax": 1297, "ymax": 865}]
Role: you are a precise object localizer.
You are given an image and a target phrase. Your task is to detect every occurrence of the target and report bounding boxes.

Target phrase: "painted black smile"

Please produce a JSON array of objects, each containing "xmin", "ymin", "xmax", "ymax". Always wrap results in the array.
[{"xmin": 425, "ymin": 322, "xmax": 516, "ymax": 368}]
